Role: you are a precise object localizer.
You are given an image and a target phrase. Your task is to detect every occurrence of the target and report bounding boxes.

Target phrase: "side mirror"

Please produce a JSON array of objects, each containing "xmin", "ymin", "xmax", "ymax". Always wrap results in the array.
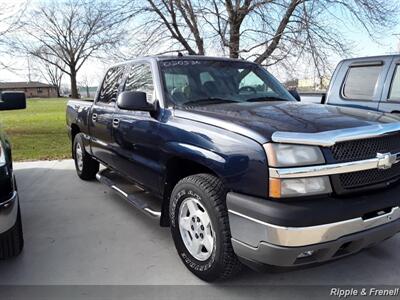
[
  {"xmin": 0, "ymin": 92, "xmax": 26, "ymax": 111},
  {"xmin": 288, "ymin": 89, "xmax": 301, "ymax": 102},
  {"xmin": 117, "ymin": 91, "xmax": 155, "ymax": 111}
]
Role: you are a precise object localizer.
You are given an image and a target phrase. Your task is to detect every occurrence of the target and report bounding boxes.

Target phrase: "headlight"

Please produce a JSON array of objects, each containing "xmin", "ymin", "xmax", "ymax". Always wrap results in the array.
[
  {"xmin": 269, "ymin": 177, "xmax": 332, "ymax": 198},
  {"xmin": 264, "ymin": 143, "xmax": 325, "ymax": 167},
  {"xmin": 265, "ymin": 143, "xmax": 331, "ymax": 198},
  {"xmin": 0, "ymin": 143, "xmax": 5, "ymax": 166}
]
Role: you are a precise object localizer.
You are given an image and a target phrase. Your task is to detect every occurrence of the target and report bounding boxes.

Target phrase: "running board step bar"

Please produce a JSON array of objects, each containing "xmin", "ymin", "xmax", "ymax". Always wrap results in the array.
[{"xmin": 96, "ymin": 169, "xmax": 162, "ymax": 219}]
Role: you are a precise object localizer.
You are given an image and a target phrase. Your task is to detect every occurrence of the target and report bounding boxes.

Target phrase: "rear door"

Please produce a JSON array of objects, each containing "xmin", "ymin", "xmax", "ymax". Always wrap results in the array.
[
  {"xmin": 89, "ymin": 65, "xmax": 125, "ymax": 166},
  {"xmin": 378, "ymin": 56, "xmax": 400, "ymax": 113},
  {"xmin": 112, "ymin": 62, "xmax": 162, "ymax": 193},
  {"xmin": 327, "ymin": 57, "xmax": 392, "ymax": 111}
]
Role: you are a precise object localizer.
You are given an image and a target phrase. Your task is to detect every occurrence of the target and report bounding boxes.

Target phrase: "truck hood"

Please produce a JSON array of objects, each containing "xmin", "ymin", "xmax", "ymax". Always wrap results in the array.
[{"xmin": 174, "ymin": 101, "xmax": 400, "ymax": 144}]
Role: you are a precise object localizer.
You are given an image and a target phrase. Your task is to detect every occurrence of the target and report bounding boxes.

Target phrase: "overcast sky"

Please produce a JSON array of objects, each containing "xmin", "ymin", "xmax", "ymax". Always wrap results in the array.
[{"xmin": 1, "ymin": 0, "xmax": 399, "ymax": 87}]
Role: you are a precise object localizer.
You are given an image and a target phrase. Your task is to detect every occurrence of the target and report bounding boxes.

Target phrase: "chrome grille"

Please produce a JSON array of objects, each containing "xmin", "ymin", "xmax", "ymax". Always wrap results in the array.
[
  {"xmin": 338, "ymin": 163, "xmax": 400, "ymax": 189},
  {"xmin": 329, "ymin": 134, "xmax": 400, "ymax": 162},
  {"xmin": 329, "ymin": 133, "xmax": 400, "ymax": 191}
]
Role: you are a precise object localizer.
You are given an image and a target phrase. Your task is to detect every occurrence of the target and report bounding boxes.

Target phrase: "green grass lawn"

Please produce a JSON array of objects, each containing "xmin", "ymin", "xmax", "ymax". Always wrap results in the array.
[{"xmin": 0, "ymin": 98, "xmax": 70, "ymax": 161}]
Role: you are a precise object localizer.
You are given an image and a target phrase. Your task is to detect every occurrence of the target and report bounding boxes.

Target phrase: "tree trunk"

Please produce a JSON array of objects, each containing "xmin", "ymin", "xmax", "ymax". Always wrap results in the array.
[
  {"xmin": 69, "ymin": 67, "xmax": 79, "ymax": 98},
  {"xmin": 229, "ymin": 23, "xmax": 240, "ymax": 58}
]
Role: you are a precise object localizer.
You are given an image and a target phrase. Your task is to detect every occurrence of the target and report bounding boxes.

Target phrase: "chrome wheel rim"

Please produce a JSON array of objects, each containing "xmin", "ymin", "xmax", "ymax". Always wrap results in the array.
[
  {"xmin": 75, "ymin": 143, "xmax": 83, "ymax": 171},
  {"xmin": 178, "ymin": 197, "xmax": 215, "ymax": 261}
]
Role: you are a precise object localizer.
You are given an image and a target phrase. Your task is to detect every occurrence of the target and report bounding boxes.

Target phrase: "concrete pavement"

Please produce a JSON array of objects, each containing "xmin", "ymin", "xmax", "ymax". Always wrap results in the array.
[{"xmin": 0, "ymin": 159, "xmax": 400, "ymax": 285}]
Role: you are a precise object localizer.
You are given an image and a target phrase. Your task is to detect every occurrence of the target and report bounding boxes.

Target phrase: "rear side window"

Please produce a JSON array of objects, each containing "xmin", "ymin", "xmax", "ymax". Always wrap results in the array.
[
  {"xmin": 125, "ymin": 63, "xmax": 154, "ymax": 102},
  {"xmin": 98, "ymin": 66, "xmax": 125, "ymax": 104},
  {"xmin": 343, "ymin": 66, "xmax": 382, "ymax": 100},
  {"xmin": 389, "ymin": 65, "xmax": 400, "ymax": 100}
]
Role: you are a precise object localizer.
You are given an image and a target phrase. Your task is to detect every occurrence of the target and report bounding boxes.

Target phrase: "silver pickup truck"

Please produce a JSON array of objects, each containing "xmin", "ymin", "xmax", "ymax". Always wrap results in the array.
[{"xmin": 301, "ymin": 54, "xmax": 400, "ymax": 113}]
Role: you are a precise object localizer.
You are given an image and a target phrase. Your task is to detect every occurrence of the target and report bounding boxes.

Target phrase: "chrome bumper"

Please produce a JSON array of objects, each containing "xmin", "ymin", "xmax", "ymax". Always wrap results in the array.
[
  {"xmin": 228, "ymin": 206, "xmax": 400, "ymax": 247},
  {"xmin": 232, "ymin": 218, "xmax": 400, "ymax": 267},
  {"xmin": 0, "ymin": 191, "xmax": 19, "ymax": 234}
]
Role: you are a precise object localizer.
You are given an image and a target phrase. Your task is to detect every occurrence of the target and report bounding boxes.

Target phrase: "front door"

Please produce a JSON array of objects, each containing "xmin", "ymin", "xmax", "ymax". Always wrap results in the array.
[
  {"xmin": 112, "ymin": 62, "xmax": 162, "ymax": 193},
  {"xmin": 89, "ymin": 65, "xmax": 125, "ymax": 166}
]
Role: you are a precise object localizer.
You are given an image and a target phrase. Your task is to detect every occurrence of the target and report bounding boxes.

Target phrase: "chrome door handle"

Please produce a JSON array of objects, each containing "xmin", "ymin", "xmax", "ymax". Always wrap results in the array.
[
  {"xmin": 113, "ymin": 118, "xmax": 120, "ymax": 128},
  {"xmin": 92, "ymin": 113, "xmax": 97, "ymax": 122}
]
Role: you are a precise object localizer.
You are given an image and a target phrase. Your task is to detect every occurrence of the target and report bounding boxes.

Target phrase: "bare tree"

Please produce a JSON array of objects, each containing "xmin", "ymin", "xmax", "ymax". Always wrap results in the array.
[
  {"xmin": 127, "ymin": 0, "xmax": 399, "ymax": 76},
  {"xmin": 78, "ymin": 74, "xmax": 91, "ymax": 99},
  {"xmin": 0, "ymin": 1, "xmax": 27, "ymax": 70},
  {"xmin": 120, "ymin": 0, "xmax": 205, "ymax": 57},
  {"xmin": 19, "ymin": 0, "xmax": 130, "ymax": 98},
  {"xmin": 37, "ymin": 60, "xmax": 64, "ymax": 97}
]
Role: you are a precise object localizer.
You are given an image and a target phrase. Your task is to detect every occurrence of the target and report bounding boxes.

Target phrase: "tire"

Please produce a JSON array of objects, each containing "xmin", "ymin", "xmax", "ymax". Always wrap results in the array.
[
  {"xmin": 0, "ymin": 205, "xmax": 23, "ymax": 259},
  {"xmin": 73, "ymin": 133, "xmax": 99, "ymax": 180},
  {"xmin": 169, "ymin": 174, "xmax": 242, "ymax": 281}
]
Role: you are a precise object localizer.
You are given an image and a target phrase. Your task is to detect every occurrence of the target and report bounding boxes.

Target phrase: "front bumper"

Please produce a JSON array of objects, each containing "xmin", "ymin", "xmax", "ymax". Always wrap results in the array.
[
  {"xmin": 227, "ymin": 192, "xmax": 400, "ymax": 267},
  {"xmin": 0, "ymin": 191, "xmax": 19, "ymax": 234}
]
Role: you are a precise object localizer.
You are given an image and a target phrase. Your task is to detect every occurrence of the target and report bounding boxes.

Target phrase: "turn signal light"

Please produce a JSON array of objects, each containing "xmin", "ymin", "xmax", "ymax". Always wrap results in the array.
[{"xmin": 269, "ymin": 178, "xmax": 281, "ymax": 198}]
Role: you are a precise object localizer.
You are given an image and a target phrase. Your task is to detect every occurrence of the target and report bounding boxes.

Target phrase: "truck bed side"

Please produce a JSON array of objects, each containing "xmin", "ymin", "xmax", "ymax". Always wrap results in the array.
[{"xmin": 66, "ymin": 99, "xmax": 93, "ymax": 149}]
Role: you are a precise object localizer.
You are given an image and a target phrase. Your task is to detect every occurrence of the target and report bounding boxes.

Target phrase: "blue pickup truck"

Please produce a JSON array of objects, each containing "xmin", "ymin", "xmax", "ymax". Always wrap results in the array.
[{"xmin": 67, "ymin": 56, "xmax": 400, "ymax": 281}]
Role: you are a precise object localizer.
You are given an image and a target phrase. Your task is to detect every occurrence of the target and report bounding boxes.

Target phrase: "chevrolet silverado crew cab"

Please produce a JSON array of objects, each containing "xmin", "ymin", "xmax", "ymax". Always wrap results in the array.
[
  {"xmin": 67, "ymin": 56, "xmax": 400, "ymax": 281},
  {"xmin": 0, "ymin": 92, "xmax": 25, "ymax": 259}
]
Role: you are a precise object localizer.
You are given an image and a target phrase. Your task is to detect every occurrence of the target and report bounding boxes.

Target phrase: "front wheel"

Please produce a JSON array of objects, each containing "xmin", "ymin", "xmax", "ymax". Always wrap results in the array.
[
  {"xmin": 73, "ymin": 133, "xmax": 99, "ymax": 180},
  {"xmin": 169, "ymin": 174, "xmax": 242, "ymax": 281}
]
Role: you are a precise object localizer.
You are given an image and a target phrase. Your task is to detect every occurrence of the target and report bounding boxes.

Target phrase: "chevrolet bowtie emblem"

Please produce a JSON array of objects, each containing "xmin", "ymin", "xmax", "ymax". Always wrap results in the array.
[{"xmin": 377, "ymin": 152, "xmax": 400, "ymax": 170}]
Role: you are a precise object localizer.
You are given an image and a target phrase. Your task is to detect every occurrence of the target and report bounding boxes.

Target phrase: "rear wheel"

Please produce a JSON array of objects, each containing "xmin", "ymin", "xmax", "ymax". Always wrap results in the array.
[
  {"xmin": 169, "ymin": 174, "xmax": 242, "ymax": 281},
  {"xmin": 0, "ymin": 205, "xmax": 23, "ymax": 259},
  {"xmin": 73, "ymin": 133, "xmax": 99, "ymax": 180}
]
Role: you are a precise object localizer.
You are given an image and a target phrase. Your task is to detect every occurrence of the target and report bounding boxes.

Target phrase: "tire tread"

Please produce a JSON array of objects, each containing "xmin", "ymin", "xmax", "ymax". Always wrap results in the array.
[
  {"xmin": 73, "ymin": 133, "xmax": 99, "ymax": 180},
  {"xmin": 174, "ymin": 173, "xmax": 242, "ymax": 280}
]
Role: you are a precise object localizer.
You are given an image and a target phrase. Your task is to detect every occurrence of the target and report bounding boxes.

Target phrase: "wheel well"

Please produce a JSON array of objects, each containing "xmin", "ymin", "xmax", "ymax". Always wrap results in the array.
[
  {"xmin": 160, "ymin": 158, "xmax": 218, "ymax": 227},
  {"xmin": 70, "ymin": 124, "xmax": 80, "ymax": 158}
]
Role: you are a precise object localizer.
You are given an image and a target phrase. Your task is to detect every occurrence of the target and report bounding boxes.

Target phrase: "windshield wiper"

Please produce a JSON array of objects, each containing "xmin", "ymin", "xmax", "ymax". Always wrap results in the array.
[
  {"xmin": 183, "ymin": 97, "xmax": 238, "ymax": 106},
  {"xmin": 246, "ymin": 96, "xmax": 289, "ymax": 102}
]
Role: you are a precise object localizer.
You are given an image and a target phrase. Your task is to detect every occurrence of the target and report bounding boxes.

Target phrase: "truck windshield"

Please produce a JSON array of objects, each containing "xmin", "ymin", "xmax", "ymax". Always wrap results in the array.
[{"xmin": 160, "ymin": 59, "xmax": 295, "ymax": 106}]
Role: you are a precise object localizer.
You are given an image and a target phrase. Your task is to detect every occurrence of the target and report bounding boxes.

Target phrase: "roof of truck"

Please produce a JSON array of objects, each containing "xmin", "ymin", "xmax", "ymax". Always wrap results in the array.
[
  {"xmin": 339, "ymin": 54, "xmax": 400, "ymax": 63},
  {"xmin": 153, "ymin": 55, "xmax": 249, "ymax": 62},
  {"xmin": 110, "ymin": 55, "xmax": 256, "ymax": 68}
]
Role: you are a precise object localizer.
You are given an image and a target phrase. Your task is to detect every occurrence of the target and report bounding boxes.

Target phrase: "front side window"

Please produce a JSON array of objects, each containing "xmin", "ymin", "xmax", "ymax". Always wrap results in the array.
[
  {"xmin": 239, "ymin": 70, "xmax": 270, "ymax": 95},
  {"xmin": 125, "ymin": 63, "xmax": 154, "ymax": 102},
  {"xmin": 98, "ymin": 66, "xmax": 125, "ymax": 103},
  {"xmin": 159, "ymin": 60, "xmax": 294, "ymax": 106},
  {"xmin": 343, "ymin": 65, "xmax": 382, "ymax": 100},
  {"xmin": 389, "ymin": 65, "xmax": 400, "ymax": 101},
  {"xmin": 164, "ymin": 73, "xmax": 189, "ymax": 97}
]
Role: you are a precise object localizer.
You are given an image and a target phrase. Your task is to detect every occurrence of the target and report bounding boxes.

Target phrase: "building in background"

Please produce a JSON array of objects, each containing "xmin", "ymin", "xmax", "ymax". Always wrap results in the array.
[
  {"xmin": 284, "ymin": 76, "xmax": 331, "ymax": 92},
  {"xmin": 0, "ymin": 81, "xmax": 58, "ymax": 98}
]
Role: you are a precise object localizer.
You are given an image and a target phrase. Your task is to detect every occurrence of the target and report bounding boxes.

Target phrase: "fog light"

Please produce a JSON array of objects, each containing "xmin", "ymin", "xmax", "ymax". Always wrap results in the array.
[{"xmin": 297, "ymin": 250, "xmax": 315, "ymax": 259}]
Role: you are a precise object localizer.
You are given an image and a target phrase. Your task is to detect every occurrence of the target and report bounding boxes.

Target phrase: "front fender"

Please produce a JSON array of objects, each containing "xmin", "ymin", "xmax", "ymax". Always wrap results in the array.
[
  {"xmin": 162, "ymin": 140, "xmax": 268, "ymax": 198},
  {"xmin": 164, "ymin": 142, "xmax": 226, "ymax": 167}
]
